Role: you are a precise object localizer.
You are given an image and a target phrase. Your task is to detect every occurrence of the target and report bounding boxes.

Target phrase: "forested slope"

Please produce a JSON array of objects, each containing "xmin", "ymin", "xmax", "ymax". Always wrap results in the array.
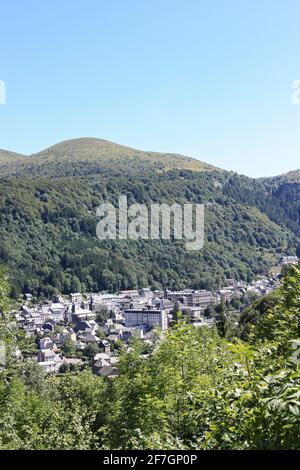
[{"xmin": 0, "ymin": 171, "xmax": 296, "ymax": 297}]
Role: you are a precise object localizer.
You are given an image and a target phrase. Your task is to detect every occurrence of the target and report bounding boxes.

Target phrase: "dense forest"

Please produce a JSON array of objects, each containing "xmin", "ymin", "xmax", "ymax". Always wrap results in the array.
[
  {"xmin": 1, "ymin": 265, "xmax": 300, "ymax": 449},
  {"xmin": 0, "ymin": 173, "xmax": 299, "ymax": 297}
]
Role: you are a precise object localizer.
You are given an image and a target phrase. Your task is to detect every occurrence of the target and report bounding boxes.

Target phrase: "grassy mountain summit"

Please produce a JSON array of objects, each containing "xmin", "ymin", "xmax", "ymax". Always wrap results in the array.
[{"xmin": 0, "ymin": 137, "xmax": 218, "ymax": 177}]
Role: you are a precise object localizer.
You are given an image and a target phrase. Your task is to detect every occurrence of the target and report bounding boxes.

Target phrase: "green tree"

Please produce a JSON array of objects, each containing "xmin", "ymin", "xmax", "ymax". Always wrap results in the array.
[{"xmin": 62, "ymin": 337, "xmax": 76, "ymax": 356}]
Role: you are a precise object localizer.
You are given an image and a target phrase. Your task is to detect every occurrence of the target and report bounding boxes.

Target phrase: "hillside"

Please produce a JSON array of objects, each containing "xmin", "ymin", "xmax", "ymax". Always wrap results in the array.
[
  {"xmin": 0, "ymin": 138, "xmax": 217, "ymax": 178},
  {"xmin": 0, "ymin": 172, "xmax": 297, "ymax": 297},
  {"xmin": 0, "ymin": 138, "xmax": 299, "ymax": 297},
  {"xmin": 0, "ymin": 149, "xmax": 27, "ymax": 163},
  {"xmin": 265, "ymin": 169, "xmax": 300, "ymax": 184}
]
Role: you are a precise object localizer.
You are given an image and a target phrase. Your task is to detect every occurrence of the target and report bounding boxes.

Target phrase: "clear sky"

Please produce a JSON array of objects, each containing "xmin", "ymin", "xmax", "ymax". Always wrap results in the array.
[{"xmin": 0, "ymin": 0, "xmax": 299, "ymax": 177}]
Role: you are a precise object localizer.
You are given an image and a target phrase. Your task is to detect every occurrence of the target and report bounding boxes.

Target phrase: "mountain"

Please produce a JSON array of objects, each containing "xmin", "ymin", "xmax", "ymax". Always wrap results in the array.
[
  {"xmin": 0, "ymin": 149, "xmax": 28, "ymax": 178},
  {"xmin": 265, "ymin": 169, "xmax": 300, "ymax": 184},
  {"xmin": 263, "ymin": 173, "xmax": 300, "ymax": 237},
  {"xmin": 0, "ymin": 149, "xmax": 27, "ymax": 163},
  {"xmin": 0, "ymin": 137, "xmax": 299, "ymax": 297},
  {"xmin": 0, "ymin": 138, "xmax": 217, "ymax": 178}
]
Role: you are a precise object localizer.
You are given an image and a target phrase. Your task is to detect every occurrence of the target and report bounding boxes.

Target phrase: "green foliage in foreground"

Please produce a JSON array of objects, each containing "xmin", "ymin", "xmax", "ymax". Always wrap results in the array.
[{"xmin": 0, "ymin": 267, "xmax": 300, "ymax": 450}]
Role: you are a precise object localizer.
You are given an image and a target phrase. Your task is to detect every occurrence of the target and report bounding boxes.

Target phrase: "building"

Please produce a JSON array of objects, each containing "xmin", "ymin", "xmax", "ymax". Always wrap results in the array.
[
  {"xmin": 216, "ymin": 288, "xmax": 237, "ymax": 303},
  {"xmin": 124, "ymin": 308, "xmax": 168, "ymax": 331},
  {"xmin": 70, "ymin": 305, "xmax": 96, "ymax": 323},
  {"xmin": 182, "ymin": 306, "xmax": 205, "ymax": 322},
  {"xmin": 139, "ymin": 288, "xmax": 153, "ymax": 298},
  {"xmin": 119, "ymin": 326, "xmax": 144, "ymax": 342},
  {"xmin": 166, "ymin": 289, "xmax": 213, "ymax": 307},
  {"xmin": 38, "ymin": 361, "xmax": 60, "ymax": 373},
  {"xmin": 39, "ymin": 337, "xmax": 56, "ymax": 351},
  {"xmin": 70, "ymin": 293, "xmax": 83, "ymax": 304},
  {"xmin": 40, "ymin": 303, "xmax": 66, "ymax": 323},
  {"xmin": 24, "ymin": 293, "xmax": 33, "ymax": 302},
  {"xmin": 49, "ymin": 303, "xmax": 66, "ymax": 321},
  {"xmin": 119, "ymin": 290, "xmax": 139, "ymax": 298},
  {"xmin": 280, "ymin": 256, "xmax": 298, "ymax": 266}
]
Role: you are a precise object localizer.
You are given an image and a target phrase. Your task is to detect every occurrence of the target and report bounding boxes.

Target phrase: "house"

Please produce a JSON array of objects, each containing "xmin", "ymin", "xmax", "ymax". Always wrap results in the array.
[
  {"xmin": 39, "ymin": 303, "xmax": 65, "ymax": 323},
  {"xmin": 94, "ymin": 364, "xmax": 119, "ymax": 378},
  {"xmin": 119, "ymin": 326, "xmax": 144, "ymax": 342},
  {"xmin": 109, "ymin": 356, "xmax": 119, "ymax": 366},
  {"xmin": 27, "ymin": 312, "xmax": 43, "ymax": 328},
  {"xmin": 24, "ymin": 293, "xmax": 33, "ymax": 302},
  {"xmin": 93, "ymin": 352, "xmax": 111, "ymax": 363},
  {"xmin": 194, "ymin": 290, "xmax": 213, "ymax": 306},
  {"xmin": 20, "ymin": 304, "xmax": 33, "ymax": 316},
  {"xmin": 92, "ymin": 352, "xmax": 119, "ymax": 375},
  {"xmin": 39, "ymin": 337, "xmax": 56, "ymax": 351},
  {"xmin": 38, "ymin": 361, "xmax": 59, "ymax": 373},
  {"xmin": 153, "ymin": 289, "xmax": 163, "ymax": 297},
  {"xmin": 78, "ymin": 331, "xmax": 100, "ymax": 343},
  {"xmin": 216, "ymin": 288, "xmax": 236, "ymax": 303},
  {"xmin": 70, "ymin": 293, "xmax": 83, "ymax": 304},
  {"xmin": 139, "ymin": 288, "xmax": 153, "ymax": 298},
  {"xmin": 77, "ymin": 311, "xmax": 97, "ymax": 322},
  {"xmin": 38, "ymin": 349, "xmax": 57, "ymax": 362},
  {"xmin": 99, "ymin": 339, "xmax": 111, "ymax": 354},
  {"xmin": 71, "ymin": 305, "xmax": 96, "ymax": 324},
  {"xmin": 49, "ymin": 303, "xmax": 66, "ymax": 321},
  {"xmin": 182, "ymin": 306, "xmax": 205, "ymax": 322},
  {"xmin": 41, "ymin": 306, "xmax": 52, "ymax": 322},
  {"xmin": 14, "ymin": 314, "xmax": 26, "ymax": 327},
  {"xmin": 42, "ymin": 320, "xmax": 56, "ymax": 332},
  {"xmin": 60, "ymin": 357, "xmax": 83, "ymax": 368},
  {"xmin": 74, "ymin": 320, "xmax": 98, "ymax": 334},
  {"xmin": 55, "ymin": 328, "xmax": 76, "ymax": 346},
  {"xmin": 143, "ymin": 330, "xmax": 157, "ymax": 341}
]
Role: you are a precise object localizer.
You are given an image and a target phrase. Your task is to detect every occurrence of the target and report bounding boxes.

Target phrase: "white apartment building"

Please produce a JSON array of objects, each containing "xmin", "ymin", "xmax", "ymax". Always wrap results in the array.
[{"xmin": 124, "ymin": 308, "xmax": 168, "ymax": 331}]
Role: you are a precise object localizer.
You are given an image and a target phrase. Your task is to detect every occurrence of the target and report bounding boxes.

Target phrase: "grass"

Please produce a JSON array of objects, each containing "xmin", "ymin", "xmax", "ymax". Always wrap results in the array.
[{"xmin": 0, "ymin": 138, "xmax": 219, "ymax": 177}]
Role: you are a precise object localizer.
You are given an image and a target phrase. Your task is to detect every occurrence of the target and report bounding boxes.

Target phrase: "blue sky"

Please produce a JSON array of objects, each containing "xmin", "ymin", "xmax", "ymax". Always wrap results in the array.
[{"xmin": 0, "ymin": 0, "xmax": 299, "ymax": 177}]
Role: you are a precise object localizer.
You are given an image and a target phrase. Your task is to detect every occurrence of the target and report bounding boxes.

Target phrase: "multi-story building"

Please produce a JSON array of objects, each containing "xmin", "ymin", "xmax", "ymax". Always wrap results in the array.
[
  {"xmin": 124, "ymin": 308, "xmax": 168, "ymax": 331},
  {"xmin": 166, "ymin": 289, "xmax": 213, "ymax": 307}
]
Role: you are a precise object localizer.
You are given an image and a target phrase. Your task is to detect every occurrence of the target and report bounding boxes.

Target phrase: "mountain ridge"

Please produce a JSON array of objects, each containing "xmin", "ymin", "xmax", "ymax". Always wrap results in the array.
[
  {"xmin": 0, "ymin": 137, "xmax": 218, "ymax": 177},
  {"xmin": 0, "ymin": 149, "xmax": 28, "ymax": 163},
  {"xmin": 0, "ymin": 138, "xmax": 299, "ymax": 180}
]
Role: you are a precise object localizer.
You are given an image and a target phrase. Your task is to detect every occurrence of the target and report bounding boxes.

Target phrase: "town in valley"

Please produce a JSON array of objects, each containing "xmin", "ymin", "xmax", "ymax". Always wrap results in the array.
[{"xmin": 10, "ymin": 256, "xmax": 298, "ymax": 378}]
